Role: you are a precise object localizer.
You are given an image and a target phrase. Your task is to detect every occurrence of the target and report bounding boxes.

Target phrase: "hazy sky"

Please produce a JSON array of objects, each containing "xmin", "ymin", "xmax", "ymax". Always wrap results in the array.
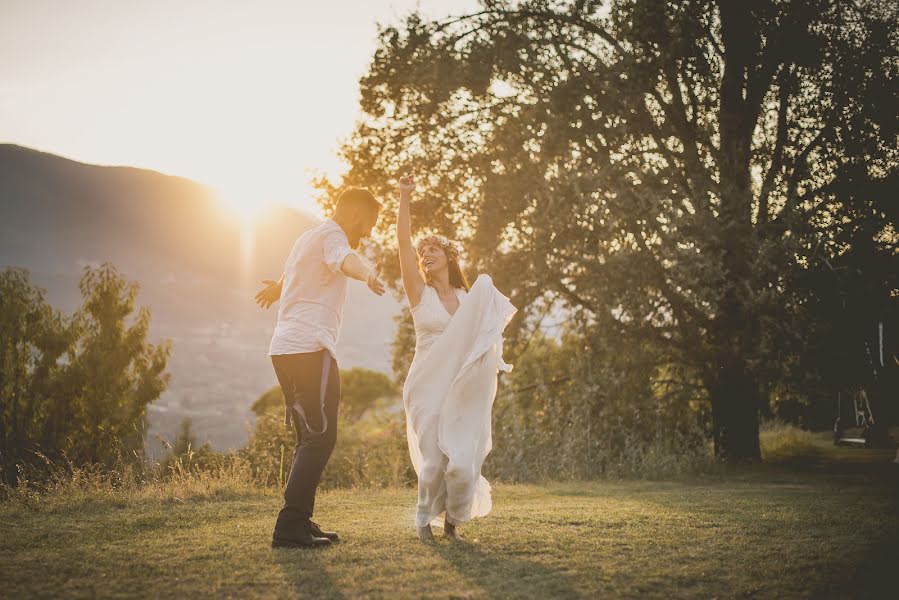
[{"xmin": 0, "ymin": 0, "xmax": 479, "ymax": 216}]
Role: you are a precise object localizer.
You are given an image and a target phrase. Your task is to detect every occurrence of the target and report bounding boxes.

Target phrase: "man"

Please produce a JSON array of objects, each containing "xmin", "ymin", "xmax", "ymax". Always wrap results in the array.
[{"xmin": 255, "ymin": 187, "xmax": 385, "ymax": 548}]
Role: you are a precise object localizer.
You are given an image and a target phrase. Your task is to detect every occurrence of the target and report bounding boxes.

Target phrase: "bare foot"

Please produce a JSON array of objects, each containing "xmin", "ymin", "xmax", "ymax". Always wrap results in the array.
[
  {"xmin": 444, "ymin": 521, "xmax": 464, "ymax": 541},
  {"xmin": 417, "ymin": 525, "xmax": 435, "ymax": 542}
]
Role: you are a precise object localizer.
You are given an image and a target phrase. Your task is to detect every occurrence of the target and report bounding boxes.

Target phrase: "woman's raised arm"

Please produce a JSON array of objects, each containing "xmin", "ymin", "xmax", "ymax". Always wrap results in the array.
[{"xmin": 397, "ymin": 175, "xmax": 425, "ymax": 308}]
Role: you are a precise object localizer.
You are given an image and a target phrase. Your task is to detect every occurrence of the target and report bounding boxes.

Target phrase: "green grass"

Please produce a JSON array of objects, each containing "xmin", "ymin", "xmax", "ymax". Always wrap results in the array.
[{"xmin": 2, "ymin": 445, "xmax": 898, "ymax": 599}]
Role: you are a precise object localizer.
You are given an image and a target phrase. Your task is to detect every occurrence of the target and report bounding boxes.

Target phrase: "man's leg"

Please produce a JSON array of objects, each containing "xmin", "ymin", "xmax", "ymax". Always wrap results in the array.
[
  {"xmin": 304, "ymin": 351, "xmax": 340, "ymax": 519},
  {"xmin": 271, "ymin": 351, "xmax": 340, "ymax": 545}
]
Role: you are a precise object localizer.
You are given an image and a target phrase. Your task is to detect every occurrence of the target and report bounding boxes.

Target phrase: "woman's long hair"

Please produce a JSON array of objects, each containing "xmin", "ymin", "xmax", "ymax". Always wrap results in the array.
[{"xmin": 447, "ymin": 256, "xmax": 471, "ymax": 291}]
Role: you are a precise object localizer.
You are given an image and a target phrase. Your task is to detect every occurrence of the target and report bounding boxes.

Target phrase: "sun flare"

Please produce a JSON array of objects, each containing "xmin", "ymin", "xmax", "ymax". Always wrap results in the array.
[
  {"xmin": 216, "ymin": 189, "xmax": 272, "ymax": 222},
  {"xmin": 213, "ymin": 178, "xmax": 325, "ymax": 289},
  {"xmin": 214, "ymin": 178, "xmax": 324, "ymax": 223}
]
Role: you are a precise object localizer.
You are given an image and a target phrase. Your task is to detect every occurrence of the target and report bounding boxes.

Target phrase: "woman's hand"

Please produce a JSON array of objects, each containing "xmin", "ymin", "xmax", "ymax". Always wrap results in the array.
[{"xmin": 398, "ymin": 175, "xmax": 415, "ymax": 200}]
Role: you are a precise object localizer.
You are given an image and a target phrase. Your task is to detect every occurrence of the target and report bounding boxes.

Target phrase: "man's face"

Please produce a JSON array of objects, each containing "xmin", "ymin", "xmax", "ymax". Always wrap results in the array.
[{"xmin": 348, "ymin": 210, "xmax": 379, "ymax": 249}]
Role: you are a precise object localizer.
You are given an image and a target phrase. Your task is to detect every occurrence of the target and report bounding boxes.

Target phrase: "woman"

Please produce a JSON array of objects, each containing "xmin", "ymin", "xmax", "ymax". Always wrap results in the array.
[{"xmin": 396, "ymin": 175, "xmax": 517, "ymax": 541}]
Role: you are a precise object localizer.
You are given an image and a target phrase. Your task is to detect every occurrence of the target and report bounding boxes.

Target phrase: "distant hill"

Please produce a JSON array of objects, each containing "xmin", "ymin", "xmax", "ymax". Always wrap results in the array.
[{"xmin": 0, "ymin": 144, "xmax": 400, "ymax": 455}]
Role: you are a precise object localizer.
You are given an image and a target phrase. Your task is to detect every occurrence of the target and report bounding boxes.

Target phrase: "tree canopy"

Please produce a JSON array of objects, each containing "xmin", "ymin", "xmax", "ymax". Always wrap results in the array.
[{"xmin": 324, "ymin": 0, "xmax": 898, "ymax": 460}]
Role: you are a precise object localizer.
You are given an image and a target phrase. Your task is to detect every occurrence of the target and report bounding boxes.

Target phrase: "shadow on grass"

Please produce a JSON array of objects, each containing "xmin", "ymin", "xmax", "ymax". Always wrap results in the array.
[
  {"xmin": 545, "ymin": 451, "xmax": 899, "ymax": 496},
  {"xmin": 817, "ymin": 534, "xmax": 899, "ymax": 600},
  {"xmin": 431, "ymin": 537, "xmax": 587, "ymax": 599},
  {"xmin": 833, "ymin": 465, "xmax": 899, "ymax": 600},
  {"xmin": 272, "ymin": 546, "xmax": 347, "ymax": 600}
]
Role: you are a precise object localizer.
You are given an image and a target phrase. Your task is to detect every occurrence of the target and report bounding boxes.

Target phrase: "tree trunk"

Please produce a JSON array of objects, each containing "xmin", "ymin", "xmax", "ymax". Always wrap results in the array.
[
  {"xmin": 711, "ymin": 1, "xmax": 763, "ymax": 461},
  {"xmin": 709, "ymin": 360, "xmax": 762, "ymax": 461}
]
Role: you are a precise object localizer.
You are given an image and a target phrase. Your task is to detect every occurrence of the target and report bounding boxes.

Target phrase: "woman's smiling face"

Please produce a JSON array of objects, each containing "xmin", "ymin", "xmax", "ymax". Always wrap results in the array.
[{"xmin": 418, "ymin": 243, "xmax": 449, "ymax": 275}]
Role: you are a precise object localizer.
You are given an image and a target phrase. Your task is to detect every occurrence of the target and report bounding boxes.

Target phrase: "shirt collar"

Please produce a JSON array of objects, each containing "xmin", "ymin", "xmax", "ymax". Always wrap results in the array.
[{"xmin": 325, "ymin": 218, "xmax": 349, "ymax": 240}]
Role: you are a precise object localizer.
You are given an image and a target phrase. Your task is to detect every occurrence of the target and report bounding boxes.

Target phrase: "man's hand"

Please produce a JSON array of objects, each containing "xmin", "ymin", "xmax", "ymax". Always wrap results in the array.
[
  {"xmin": 398, "ymin": 174, "xmax": 415, "ymax": 200},
  {"xmin": 254, "ymin": 278, "xmax": 282, "ymax": 309},
  {"xmin": 367, "ymin": 261, "xmax": 385, "ymax": 296}
]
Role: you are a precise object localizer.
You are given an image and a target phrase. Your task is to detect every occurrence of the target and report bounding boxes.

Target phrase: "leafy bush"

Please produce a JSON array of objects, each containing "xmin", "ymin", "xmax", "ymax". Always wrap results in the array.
[{"xmin": 488, "ymin": 332, "xmax": 716, "ymax": 480}]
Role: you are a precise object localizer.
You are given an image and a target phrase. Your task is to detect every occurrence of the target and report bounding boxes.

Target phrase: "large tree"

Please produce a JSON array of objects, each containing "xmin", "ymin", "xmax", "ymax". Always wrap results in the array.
[{"xmin": 327, "ymin": 0, "xmax": 898, "ymax": 460}]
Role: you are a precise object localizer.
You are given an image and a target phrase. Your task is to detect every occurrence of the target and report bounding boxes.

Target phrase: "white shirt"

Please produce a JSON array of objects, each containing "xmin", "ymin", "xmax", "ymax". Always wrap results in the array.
[{"xmin": 268, "ymin": 219, "xmax": 354, "ymax": 359}]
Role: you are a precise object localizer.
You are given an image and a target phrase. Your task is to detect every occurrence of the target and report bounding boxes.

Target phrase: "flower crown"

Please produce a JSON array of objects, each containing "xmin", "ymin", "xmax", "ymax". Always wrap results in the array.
[{"xmin": 415, "ymin": 234, "xmax": 462, "ymax": 262}]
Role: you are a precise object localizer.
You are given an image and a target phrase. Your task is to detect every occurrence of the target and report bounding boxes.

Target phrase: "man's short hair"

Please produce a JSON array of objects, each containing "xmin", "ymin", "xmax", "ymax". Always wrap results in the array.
[{"xmin": 334, "ymin": 187, "xmax": 382, "ymax": 218}]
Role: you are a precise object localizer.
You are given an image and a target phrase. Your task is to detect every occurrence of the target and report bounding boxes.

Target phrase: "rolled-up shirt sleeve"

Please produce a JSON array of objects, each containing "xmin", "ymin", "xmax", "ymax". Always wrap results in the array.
[{"xmin": 322, "ymin": 229, "xmax": 353, "ymax": 273}]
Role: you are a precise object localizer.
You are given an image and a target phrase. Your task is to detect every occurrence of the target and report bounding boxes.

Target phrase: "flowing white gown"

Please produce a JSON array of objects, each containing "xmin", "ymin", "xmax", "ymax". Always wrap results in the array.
[{"xmin": 402, "ymin": 274, "xmax": 517, "ymax": 528}]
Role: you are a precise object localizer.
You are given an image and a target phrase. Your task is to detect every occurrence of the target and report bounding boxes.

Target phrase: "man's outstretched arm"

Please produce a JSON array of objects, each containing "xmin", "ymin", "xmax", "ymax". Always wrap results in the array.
[
  {"xmin": 254, "ymin": 272, "xmax": 285, "ymax": 309},
  {"xmin": 341, "ymin": 253, "xmax": 385, "ymax": 296}
]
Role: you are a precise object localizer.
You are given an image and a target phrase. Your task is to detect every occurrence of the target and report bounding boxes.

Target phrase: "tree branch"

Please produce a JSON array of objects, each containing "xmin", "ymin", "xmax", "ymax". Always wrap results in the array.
[
  {"xmin": 660, "ymin": 62, "xmax": 717, "ymax": 210},
  {"xmin": 772, "ymin": 127, "xmax": 828, "ymax": 223},
  {"xmin": 758, "ymin": 65, "xmax": 792, "ymax": 225},
  {"xmin": 555, "ymin": 280, "xmax": 597, "ymax": 314}
]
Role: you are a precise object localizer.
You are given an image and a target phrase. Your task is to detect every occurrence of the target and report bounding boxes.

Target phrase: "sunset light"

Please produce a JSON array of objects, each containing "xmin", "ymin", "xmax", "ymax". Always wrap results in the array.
[
  {"xmin": 2, "ymin": 0, "xmax": 896, "ymax": 595},
  {"xmin": 0, "ymin": 0, "xmax": 466, "ymax": 220},
  {"xmin": 216, "ymin": 189, "xmax": 272, "ymax": 222}
]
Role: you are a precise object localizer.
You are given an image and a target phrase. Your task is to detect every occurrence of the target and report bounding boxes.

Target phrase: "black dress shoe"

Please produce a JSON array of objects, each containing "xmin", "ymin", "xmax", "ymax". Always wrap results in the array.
[
  {"xmin": 272, "ymin": 520, "xmax": 331, "ymax": 549},
  {"xmin": 310, "ymin": 521, "xmax": 339, "ymax": 542}
]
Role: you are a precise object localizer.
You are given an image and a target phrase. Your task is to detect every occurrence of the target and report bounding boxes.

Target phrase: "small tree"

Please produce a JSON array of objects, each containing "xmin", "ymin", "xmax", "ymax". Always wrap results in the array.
[
  {"xmin": 0, "ymin": 268, "xmax": 77, "ymax": 483},
  {"xmin": 0, "ymin": 264, "xmax": 170, "ymax": 483},
  {"xmin": 65, "ymin": 264, "xmax": 170, "ymax": 467},
  {"xmin": 251, "ymin": 367, "xmax": 398, "ymax": 422},
  {"xmin": 340, "ymin": 368, "xmax": 399, "ymax": 422}
]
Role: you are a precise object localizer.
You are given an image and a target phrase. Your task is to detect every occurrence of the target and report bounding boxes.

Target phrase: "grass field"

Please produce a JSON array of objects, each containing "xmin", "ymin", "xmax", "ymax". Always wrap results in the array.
[{"xmin": 2, "ymin": 441, "xmax": 897, "ymax": 599}]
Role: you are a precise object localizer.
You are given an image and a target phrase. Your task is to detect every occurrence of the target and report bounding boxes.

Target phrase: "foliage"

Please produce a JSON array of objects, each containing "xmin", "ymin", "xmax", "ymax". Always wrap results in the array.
[
  {"xmin": 251, "ymin": 367, "xmax": 398, "ymax": 422},
  {"xmin": 391, "ymin": 306, "xmax": 418, "ymax": 387},
  {"xmin": 157, "ymin": 417, "xmax": 227, "ymax": 478},
  {"xmin": 0, "ymin": 265, "xmax": 170, "ymax": 484},
  {"xmin": 321, "ymin": 0, "xmax": 898, "ymax": 461},
  {"xmin": 489, "ymin": 331, "xmax": 715, "ymax": 480},
  {"xmin": 337, "ymin": 368, "xmax": 399, "ymax": 422},
  {"xmin": 767, "ymin": 239, "xmax": 899, "ymax": 429},
  {"xmin": 249, "ymin": 385, "xmax": 285, "ymax": 417},
  {"xmin": 0, "ymin": 268, "xmax": 78, "ymax": 483}
]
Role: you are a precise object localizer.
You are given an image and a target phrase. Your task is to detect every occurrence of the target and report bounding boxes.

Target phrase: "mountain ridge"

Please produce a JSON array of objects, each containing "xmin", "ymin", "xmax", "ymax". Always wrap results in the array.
[{"xmin": 0, "ymin": 144, "xmax": 400, "ymax": 454}]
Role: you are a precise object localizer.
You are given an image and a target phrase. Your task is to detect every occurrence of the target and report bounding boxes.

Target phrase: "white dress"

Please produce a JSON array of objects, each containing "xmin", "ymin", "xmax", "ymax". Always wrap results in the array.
[{"xmin": 402, "ymin": 274, "xmax": 517, "ymax": 528}]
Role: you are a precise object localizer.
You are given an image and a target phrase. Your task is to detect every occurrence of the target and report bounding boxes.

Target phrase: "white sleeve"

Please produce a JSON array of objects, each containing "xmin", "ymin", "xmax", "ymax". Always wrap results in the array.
[{"xmin": 322, "ymin": 229, "xmax": 353, "ymax": 273}]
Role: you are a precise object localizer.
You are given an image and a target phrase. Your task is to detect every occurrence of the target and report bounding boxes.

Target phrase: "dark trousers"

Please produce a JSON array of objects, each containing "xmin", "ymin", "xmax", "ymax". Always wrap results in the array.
[{"xmin": 271, "ymin": 350, "xmax": 340, "ymax": 531}]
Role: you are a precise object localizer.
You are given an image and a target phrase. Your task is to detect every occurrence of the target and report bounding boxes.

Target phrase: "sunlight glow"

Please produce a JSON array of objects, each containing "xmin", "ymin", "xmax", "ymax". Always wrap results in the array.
[
  {"xmin": 1, "ymin": 0, "xmax": 479, "ymax": 224},
  {"xmin": 216, "ymin": 189, "xmax": 272, "ymax": 222},
  {"xmin": 215, "ymin": 178, "xmax": 324, "ymax": 289},
  {"xmin": 239, "ymin": 220, "xmax": 255, "ymax": 290},
  {"xmin": 214, "ymin": 175, "xmax": 324, "ymax": 223}
]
